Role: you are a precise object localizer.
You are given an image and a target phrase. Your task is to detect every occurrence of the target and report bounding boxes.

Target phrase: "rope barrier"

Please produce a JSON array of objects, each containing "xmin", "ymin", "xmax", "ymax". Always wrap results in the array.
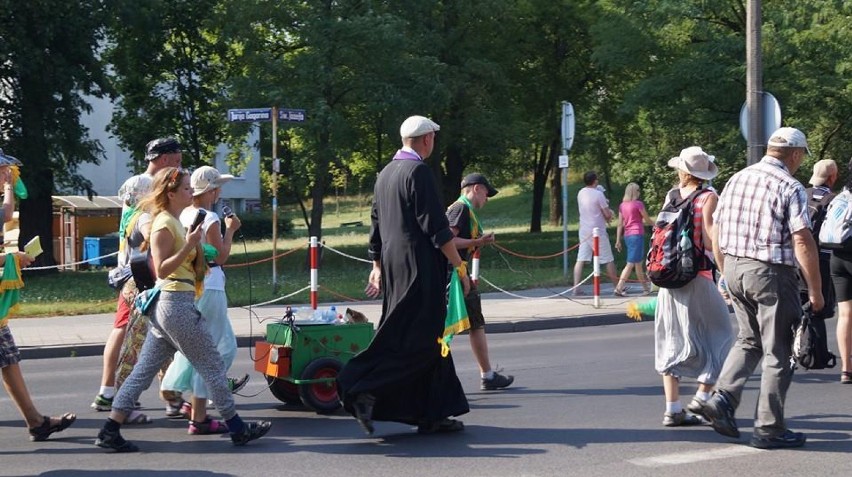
[
  {"xmin": 318, "ymin": 285, "xmax": 362, "ymax": 302},
  {"xmin": 491, "ymin": 241, "xmax": 579, "ymax": 259},
  {"xmin": 478, "ymin": 272, "xmax": 594, "ymax": 300},
  {"xmin": 320, "ymin": 243, "xmax": 372, "ymax": 264},
  {"xmin": 243, "ymin": 285, "xmax": 312, "ymax": 308},
  {"xmin": 222, "ymin": 242, "xmax": 307, "ymax": 268},
  {"xmin": 22, "ymin": 251, "xmax": 120, "ymax": 271}
]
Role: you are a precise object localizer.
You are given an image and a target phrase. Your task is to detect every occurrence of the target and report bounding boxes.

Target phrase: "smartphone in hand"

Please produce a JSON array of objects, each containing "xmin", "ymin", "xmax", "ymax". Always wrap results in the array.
[{"xmin": 190, "ymin": 209, "xmax": 207, "ymax": 232}]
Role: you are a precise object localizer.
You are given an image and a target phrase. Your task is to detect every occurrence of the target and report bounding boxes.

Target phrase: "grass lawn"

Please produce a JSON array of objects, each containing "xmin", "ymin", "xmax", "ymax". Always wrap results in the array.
[{"xmin": 15, "ymin": 180, "xmax": 626, "ymax": 317}]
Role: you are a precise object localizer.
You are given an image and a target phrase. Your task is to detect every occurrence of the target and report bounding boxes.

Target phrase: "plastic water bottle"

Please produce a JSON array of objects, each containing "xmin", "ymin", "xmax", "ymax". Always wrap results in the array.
[
  {"xmin": 679, "ymin": 230, "xmax": 693, "ymax": 272},
  {"xmin": 322, "ymin": 306, "xmax": 338, "ymax": 323}
]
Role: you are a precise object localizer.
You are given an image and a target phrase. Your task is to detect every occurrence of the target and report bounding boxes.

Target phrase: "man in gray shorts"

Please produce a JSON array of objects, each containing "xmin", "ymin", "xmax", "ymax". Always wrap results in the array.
[{"xmin": 447, "ymin": 173, "xmax": 514, "ymax": 390}]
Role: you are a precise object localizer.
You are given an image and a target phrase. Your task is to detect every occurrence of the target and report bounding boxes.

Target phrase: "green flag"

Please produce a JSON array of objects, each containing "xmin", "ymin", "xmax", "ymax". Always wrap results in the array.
[
  {"xmin": 0, "ymin": 254, "xmax": 24, "ymax": 326},
  {"xmin": 438, "ymin": 270, "xmax": 470, "ymax": 357}
]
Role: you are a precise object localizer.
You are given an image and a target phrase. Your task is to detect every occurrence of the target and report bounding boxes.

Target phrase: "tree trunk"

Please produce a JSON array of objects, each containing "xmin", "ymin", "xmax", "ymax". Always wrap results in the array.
[
  {"xmin": 549, "ymin": 151, "xmax": 562, "ymax": 226},
  {"xmin": 17, "ymin": 76, "xmax": 57, "ymax": 273},
  {"xmin": 530, "ymin": 137, "xmax": 559, "ymax": 233},
  {"xmin": 443, "ymin": 142, "xmax": 464, "ymax": 206},
  {"xmin": 529, "ymin": 145, "xmax": 547, "ymax": 233}
]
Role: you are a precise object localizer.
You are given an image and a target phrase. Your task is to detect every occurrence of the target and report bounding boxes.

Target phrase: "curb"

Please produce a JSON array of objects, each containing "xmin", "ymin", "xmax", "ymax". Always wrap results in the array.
[{"xmin": 18, "ymin": 311, "xmax": 635, "ymax": 361}]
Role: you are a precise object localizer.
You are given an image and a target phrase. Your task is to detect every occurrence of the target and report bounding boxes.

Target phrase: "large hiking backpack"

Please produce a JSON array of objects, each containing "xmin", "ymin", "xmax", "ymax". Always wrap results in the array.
[
  {"xmin": 646, "ymin": 188, "xmax": 713, "ymax": 289},
  {"xmin": 819, "ymin": 189, "xmax": 852, "ymax": 250}
]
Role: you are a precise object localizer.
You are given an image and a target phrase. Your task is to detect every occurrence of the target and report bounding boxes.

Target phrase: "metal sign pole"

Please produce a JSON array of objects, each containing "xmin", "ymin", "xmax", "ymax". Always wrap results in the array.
[
  {"xmin": 226, "ymin": 106, "xmax": 306, "ymax": 294},
  {"xmin": 562, "ymin": 166, "xmax": 569, "ymax": 277},
  {"xmin": 560, "ymin": 101, "xmax": 575, "ymax": 278},
  {"xmin": 272, "ymin": 106, "xmax": 279, "ymax": 292}
]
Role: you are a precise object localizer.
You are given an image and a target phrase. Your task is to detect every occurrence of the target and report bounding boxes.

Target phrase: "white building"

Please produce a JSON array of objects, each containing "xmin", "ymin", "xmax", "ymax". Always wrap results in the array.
[{"xmin": 76, "ymin": 94, "xmax": 261, "ymax": 212}]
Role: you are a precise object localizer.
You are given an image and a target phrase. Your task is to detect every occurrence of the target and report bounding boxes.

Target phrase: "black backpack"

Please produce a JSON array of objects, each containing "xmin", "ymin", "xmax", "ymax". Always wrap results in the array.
[
  {"xmin": 792, "ymin": 305, "xmax": 837, "ymax": 370},
  {"xmin": 799, "ymin": 186, "xmax": 837, "ymax": 320},
  {"xmin": 807, "ymin": 187, "xmax": 835, "ymax": 240},
  {"xmin": 646, "ymin": 188, "xmax": 713, "ymax": 289}
]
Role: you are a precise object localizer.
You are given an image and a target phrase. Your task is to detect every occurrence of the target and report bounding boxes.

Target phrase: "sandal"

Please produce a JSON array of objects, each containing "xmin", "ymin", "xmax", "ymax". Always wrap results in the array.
[
  {"xmin": 166, "ymin": 398, "xmax": 189, "ymax": 419},
  {"xmin": 29, "ymin": 412, "xmax": 76, "ymax": 442},
  {"xmin": 188, "ymin": 417, "xmax": 229, "ymax": 435},
  {"xmin": 124, "ymin": 410, "xmax": 153, "ymax": 425},
  {"xmin": 841, "ymin": 371, "xmax": 852, "ymax": 384}
]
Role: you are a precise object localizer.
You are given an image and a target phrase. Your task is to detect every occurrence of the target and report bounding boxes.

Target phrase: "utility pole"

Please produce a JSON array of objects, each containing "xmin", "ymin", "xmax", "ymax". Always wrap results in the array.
[{"xmin": 746, "ymin": 0, "xmax": 763, "ymax": 165}]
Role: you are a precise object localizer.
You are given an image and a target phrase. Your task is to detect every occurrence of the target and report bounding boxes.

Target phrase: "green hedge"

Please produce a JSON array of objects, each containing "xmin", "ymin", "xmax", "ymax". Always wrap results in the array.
[{"xmin": 232, "ymin": 211, "xmax": 294, "ymax": 240}]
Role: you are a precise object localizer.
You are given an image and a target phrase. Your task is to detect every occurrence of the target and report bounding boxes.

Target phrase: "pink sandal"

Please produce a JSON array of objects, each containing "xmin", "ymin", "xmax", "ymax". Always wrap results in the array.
[{"xmin": 188, "ymin": 417, "xmax": 229, "ymax": 435}]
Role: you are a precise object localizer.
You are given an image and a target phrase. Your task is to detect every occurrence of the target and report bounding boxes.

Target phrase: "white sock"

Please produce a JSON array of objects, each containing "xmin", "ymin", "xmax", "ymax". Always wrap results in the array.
[
  {"xmin": 481, "ymin": 370, "xmax": 495, "ymax": 380},
  {"xmin": 696, "ymin": 391, "xmax": 712, "ymax": 402},
  {"xmin": 99, "ymin": 386, "xmax": 115, "ymax": 399},
  {"xmin": 665, "ymin": 401, "xmax": 682, "ymax": 414}
]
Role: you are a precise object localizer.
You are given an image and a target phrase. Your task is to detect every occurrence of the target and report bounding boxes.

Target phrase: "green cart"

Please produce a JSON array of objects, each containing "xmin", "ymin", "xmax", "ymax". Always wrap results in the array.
[{"xmin": 254, "ymin": 313, "xmax": 374, "ymax": 414}]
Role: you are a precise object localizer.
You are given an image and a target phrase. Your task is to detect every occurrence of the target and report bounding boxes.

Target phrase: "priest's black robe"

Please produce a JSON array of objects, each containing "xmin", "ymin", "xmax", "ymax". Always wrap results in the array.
[{"xmin": 337, "ymin": 155, "xmax": 470, "ymax": 426}]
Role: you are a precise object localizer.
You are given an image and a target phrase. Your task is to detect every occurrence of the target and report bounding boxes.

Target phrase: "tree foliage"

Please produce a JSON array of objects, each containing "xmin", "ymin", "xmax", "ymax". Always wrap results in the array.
[{"xmin": 0, "ymin": 0, "xmax": 108, "ymax": 268}]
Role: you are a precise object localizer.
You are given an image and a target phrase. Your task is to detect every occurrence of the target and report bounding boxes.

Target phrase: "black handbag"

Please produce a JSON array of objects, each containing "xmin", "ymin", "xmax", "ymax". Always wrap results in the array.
[{"xmin": 129, "ymin": 248, "xmax": 156, "ymax": 291}]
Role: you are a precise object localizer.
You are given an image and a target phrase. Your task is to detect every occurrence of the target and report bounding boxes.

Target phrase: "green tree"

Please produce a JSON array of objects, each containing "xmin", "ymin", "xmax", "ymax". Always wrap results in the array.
[
  {"xmin": 0, "ymin": 1, "xmax": 109, "ymax": 268},
  {"xmin": 105, "ymin": 0, "xmax": 231, "ymax": 169},
  {"xmin": 225, "ymin": 0, "xmax": 430, "ymax": 238},
  {"xmin": 505, "ymin": 0, "xmax": 599, "ymax": 232}
]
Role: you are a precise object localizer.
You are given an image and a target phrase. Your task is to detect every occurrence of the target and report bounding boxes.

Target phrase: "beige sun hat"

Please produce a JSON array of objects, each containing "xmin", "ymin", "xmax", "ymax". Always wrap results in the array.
[
  {"xmin": 667, "ymin": 146, "xmax": 719, "ymax": 180},
  {"xmin": 191, "ymin": 166, "xmax": 234, "ymax": 196}
]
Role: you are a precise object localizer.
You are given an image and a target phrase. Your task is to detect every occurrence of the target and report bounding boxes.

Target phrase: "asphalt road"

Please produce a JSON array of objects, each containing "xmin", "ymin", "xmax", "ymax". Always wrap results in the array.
[{"xmin": 1, "ymin": 321, "xmax": 850, "ymax": 477}]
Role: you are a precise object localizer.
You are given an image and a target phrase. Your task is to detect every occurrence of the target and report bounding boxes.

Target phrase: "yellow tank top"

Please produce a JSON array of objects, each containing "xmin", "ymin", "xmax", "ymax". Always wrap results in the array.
[{"xmin": 151, "ymin": 212, "xmax": 196, "ymax": 292}]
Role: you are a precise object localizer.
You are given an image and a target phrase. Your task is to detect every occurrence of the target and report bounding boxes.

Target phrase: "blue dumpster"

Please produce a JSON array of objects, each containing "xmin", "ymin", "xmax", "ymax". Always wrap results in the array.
[{"xmin": 83, "ymin": 236, "xmax": 119, "ymax": 267}]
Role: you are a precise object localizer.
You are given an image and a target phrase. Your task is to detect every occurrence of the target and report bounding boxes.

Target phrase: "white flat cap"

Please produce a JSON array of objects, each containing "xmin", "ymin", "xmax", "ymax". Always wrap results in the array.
[{"xmin": 400, "ymin": 115, "xmax": 440, "ymax": 139}]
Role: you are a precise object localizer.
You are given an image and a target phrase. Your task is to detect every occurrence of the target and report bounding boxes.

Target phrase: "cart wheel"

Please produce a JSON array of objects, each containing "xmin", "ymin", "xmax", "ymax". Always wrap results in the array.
[
  {"xmin": 299, "ymin": 357, "xmax": 343, "ymax": 414},
  {"xmin": 265, "ymin": 375, "xmax": 302, "ymax": 405}
]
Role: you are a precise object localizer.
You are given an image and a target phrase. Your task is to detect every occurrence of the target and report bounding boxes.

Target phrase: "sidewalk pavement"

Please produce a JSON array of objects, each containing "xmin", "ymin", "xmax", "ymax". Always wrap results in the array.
[{"xmin": 10, "ymin": 283, "xmax": 654, "ymax": 360}]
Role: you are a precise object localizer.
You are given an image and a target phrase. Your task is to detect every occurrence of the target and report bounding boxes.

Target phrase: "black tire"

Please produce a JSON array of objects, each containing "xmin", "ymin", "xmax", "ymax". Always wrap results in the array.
[
  {"xmin": 265, "ymin": 375, "xmax": 302, "ymax": 405},
  {"xmin": 298, "ymin": 357, "xmax": 343, "ymax": 414}
]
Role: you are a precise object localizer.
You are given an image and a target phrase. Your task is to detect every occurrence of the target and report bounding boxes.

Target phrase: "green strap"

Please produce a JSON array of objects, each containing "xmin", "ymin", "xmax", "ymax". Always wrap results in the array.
[{"xmin": 456, "ymin": 195, "xmax": 482, "ymax": 239}]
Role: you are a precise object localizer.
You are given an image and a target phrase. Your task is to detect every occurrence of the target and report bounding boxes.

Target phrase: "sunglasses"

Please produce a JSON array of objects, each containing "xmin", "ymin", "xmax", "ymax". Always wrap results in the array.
[{"xmin": 165, "ymin": 167, "xmax": 187, "ymax": 189}]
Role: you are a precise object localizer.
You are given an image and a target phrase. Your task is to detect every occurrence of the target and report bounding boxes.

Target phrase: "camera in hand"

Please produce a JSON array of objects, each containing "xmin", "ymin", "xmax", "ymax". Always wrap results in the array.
[
  {"xmin": 190, "ymin": 208, "xmax": 207, "ymax": 232},
  {"xmin": 221, "ymin": 205, "xmax": 234, "ymax": 218}
]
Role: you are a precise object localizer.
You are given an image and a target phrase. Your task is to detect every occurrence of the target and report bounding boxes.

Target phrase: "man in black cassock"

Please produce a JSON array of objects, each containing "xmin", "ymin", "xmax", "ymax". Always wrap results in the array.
[{"xmin": 337, "ymin": 115, "xmax": 471, "ymax": 435}]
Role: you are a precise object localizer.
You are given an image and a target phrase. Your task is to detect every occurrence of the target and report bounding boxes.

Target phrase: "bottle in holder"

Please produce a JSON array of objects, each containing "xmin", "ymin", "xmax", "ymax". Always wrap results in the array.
[{"xmin": 679, "ymin": 230, "xmax": 693, "ymax": 273}]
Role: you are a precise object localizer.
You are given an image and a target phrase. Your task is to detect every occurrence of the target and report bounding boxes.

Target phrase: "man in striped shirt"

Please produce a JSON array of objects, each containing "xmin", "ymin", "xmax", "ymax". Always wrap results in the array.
[{"xmin": 702, "ymin": 127, "xmax": 823, "ymax": 450}]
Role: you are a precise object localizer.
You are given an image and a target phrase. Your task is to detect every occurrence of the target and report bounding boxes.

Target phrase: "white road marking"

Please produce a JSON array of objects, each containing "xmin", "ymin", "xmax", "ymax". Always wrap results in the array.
[{"xmin": 629, "ymin": 445, "xmax": 763, "ymax": 467}]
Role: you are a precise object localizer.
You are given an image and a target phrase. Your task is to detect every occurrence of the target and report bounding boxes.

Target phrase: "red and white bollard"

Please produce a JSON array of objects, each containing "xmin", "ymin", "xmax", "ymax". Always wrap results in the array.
[
  {"xmin": 310, "ymin": 236, "xmax": 318, "ymax": 310},
  {"xmin": 471, "ymin": 249, "xmax": 480, "ymax": 286},
  {"xmin": 592, "ymin": 227, "xmax": 601, "ymax": 308}
]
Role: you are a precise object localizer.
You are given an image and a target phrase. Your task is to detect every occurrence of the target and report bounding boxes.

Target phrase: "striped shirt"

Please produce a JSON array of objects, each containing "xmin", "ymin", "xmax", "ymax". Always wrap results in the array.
[{"xmin": 713, "ymin": 155, "xmax": 810, "ymax": 267}]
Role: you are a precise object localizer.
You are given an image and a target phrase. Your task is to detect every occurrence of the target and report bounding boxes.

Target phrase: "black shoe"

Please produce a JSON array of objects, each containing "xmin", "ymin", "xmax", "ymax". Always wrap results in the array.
[
  {"xmin": 230, "ymin": 420, "xmax": 272, "ymax": 446},
  {"xmin": 95, "ymin": 428, "xmax": 139, "ymax": 453},
  {"xmin": 701, "ymin": 390, "xmax": 740, "ymax": 438},
  {"xmin": 481, "ymin": 372, "xmax": 514, "ymax": 390},
  {"xmin": 417, "ymin": 418, "xmax": 464, "ymax": 434},
  {"xmin": 352, "ymin": 393, "xmax": 375, "ymax": 435},
  {"xmin": 750, "ymin": 430, "xmax": 806, "ymax": 449}
]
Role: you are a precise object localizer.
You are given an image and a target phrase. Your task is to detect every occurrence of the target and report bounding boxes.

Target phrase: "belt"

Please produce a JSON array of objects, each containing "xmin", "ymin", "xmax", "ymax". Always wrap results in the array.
[{"xmin": 208, "ymin": 262, "xmax": 220, "ymax": 268}]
